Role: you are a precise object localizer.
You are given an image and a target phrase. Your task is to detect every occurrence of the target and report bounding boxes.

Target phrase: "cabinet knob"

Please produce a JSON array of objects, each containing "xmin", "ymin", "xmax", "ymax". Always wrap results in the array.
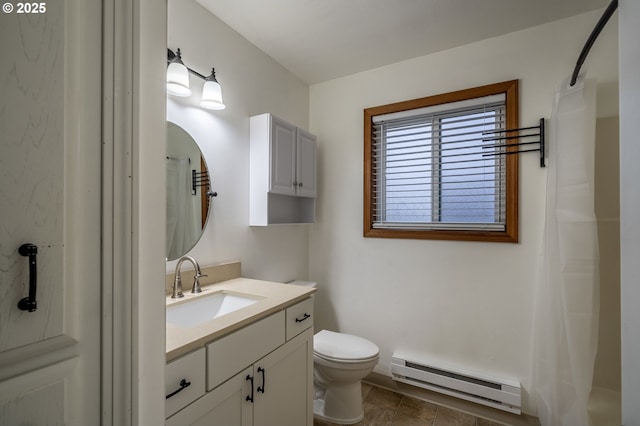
[{"xmin": 298, "ymin": 182, "xmax": 303, "ymax": 187}]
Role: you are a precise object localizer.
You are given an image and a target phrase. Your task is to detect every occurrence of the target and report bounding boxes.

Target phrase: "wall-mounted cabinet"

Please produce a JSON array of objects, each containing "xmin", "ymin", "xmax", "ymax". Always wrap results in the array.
[{"xmin": 250, "ymin": 113, "xmax": 316, "ymax": 226}]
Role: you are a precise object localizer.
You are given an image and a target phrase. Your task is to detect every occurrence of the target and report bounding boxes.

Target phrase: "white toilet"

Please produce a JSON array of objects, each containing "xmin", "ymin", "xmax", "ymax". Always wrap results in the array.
[
  {"xmin": 287, "ymin": 280, "xmax": 380, "ymax": 424},
  {"xmin": 313, "ymin": 330, "xmax": 380, "ymax": 424}
]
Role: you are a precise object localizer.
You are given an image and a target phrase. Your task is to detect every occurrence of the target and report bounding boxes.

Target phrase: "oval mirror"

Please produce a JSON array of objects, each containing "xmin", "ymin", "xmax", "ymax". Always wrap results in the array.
[{"xmin": 166, "ymin": 121, "xmax": 211, "ymax": 260}]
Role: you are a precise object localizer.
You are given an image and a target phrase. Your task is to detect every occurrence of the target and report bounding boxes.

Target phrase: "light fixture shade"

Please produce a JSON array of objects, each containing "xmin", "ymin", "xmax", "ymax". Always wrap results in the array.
[
  {"xmin": 167, "ymin": 62, "xmax": 191, "ymax": 97},
  {"xmin": 200, "ymin": 69, "xmax": 226, "ymax": 110},
  {"xmin": 167, "ymin": 49, "xmax": 192, "ymax": 97}
]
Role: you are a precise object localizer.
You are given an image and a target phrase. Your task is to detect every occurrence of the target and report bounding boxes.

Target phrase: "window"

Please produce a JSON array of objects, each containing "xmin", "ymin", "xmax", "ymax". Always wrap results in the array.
[{"xmin": 364, "ymin": 80, "xmax": 519, "ymax": 242}]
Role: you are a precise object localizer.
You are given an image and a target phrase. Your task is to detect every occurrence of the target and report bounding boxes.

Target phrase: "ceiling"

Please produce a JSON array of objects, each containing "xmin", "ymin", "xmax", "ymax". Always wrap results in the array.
[{"xmin": 195, "ymin": 0, "xmax": 609, "ymax": 85}]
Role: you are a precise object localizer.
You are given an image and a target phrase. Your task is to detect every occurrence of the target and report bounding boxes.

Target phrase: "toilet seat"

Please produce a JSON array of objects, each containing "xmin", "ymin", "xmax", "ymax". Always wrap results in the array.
[{"xmin": 314, "ymin": 330, "xmax": 379, "ymax": 362}]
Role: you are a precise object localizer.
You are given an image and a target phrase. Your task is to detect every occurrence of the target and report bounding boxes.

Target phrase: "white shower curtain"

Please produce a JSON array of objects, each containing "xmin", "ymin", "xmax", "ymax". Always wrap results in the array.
[
  {"xmin": 166, "ymin": 158, "xmax": 199, "ymax": 260},
  {"xmin": 531, "ymin": 77, "xmax": 600, "ymax": 426}
]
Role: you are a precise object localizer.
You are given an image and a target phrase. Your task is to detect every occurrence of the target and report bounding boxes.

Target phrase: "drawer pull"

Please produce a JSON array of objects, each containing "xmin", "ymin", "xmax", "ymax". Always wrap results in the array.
[
  {"xmin": 165, "ymin": 378, "xmax": 191, "ymax": 399},
  {"xmin": 246, "ymin": 375, "xmax": 254, "ymax": 402},
  {"xmin": 257, "ymin": 367, "xmax": 266, "ymax": 393},
  {"xmin": 295, "ymin": 313, "xmax": 311, "ymax": 323}
]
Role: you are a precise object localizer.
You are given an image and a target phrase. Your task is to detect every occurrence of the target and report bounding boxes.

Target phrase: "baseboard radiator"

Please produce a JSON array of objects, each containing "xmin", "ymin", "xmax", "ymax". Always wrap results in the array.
[{"xmin": 391, "ymin": 354, "xmax": 521, "ymax": 414}]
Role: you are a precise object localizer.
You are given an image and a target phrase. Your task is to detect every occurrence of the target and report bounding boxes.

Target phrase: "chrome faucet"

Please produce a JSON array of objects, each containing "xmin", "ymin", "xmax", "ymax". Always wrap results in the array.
[{"xmin": 171, "ymin": 256, "xmax": 207, "ymax": 298}]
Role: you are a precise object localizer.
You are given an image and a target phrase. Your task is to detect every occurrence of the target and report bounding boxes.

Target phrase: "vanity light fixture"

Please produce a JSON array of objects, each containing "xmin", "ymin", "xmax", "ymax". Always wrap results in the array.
[
  {"xmin": 200, "ymin": 69, "xmax": 226, "ymax": 110},
  {"xmin": 166, "ymin": 48, "xmax": 192, "ymax": 97},
  {"xmin": 167, "ymin": 48, "xmax": 226, "ymax": 110}
]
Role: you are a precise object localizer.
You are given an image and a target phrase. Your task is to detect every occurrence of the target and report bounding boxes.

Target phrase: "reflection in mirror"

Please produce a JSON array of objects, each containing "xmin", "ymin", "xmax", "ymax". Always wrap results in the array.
[{"xmin": 166, "ymin": 121, "xmax": 211, "ymax": 260}]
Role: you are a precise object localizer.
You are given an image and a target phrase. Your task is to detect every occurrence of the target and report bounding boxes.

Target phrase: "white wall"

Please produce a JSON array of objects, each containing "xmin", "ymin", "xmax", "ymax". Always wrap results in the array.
[
  {"xmin": 308, "ymin": 11, "xmax": 618, "ymax": 414},
  {"xmin": 166, "ymin": 0, "xmax": 311, "ymax": 282},
  {"xmin": 619, "ymin": 0, "xmax": 640, "ymax": 423}
]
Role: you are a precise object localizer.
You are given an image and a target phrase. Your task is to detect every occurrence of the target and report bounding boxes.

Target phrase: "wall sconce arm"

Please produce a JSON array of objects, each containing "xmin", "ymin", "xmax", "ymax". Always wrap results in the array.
[{"xmin": 168, "ymin": 49, "xmax": 208, "ymax": 80}]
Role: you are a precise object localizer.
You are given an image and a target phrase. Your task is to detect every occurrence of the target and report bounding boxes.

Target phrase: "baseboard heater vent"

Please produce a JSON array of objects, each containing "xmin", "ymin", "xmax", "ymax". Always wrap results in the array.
[{"xmin": 391, "ymin": 354, "xmax": 521, "ymax": 414}]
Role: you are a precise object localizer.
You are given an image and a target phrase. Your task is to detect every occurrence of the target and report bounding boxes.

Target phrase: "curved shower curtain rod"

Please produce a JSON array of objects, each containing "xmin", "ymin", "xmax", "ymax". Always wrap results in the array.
[{"xmin": 570, "ymin": 0, "xmax": 618, "ymax": 86}]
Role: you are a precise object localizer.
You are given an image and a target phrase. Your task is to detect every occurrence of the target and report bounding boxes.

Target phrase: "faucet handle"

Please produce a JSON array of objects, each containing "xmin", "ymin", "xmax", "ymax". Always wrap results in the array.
[{"xmin": 191, "ymin": 273, "xmax": 207, "ymax": 294}]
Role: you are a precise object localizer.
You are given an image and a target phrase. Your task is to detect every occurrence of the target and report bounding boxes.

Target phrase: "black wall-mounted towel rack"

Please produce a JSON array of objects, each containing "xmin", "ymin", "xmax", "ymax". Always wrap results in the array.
[
  {"xmin": 192, "ymin": 169, "xmax": 210, "ymax": 195},
  {"xmin": 482, "ymin": 118, "xmax": 546, "ymax": 168}
]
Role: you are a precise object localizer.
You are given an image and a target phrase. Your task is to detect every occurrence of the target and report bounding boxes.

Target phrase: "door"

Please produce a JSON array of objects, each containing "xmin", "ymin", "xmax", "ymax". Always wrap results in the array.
[
  {"xmin": 254, "ymin": 329, "xmax": 314, "ymax": 426},
  {"xmin": 0, "ymin": 1, "xmax": 102, "ymax": 424},
  {"xmin": 270, "ymin": 116, "xmax": 297, "ymax": 196},
  {"xmin": 296, "ymin": 129, "xmax": 317, "ymax": 198}
]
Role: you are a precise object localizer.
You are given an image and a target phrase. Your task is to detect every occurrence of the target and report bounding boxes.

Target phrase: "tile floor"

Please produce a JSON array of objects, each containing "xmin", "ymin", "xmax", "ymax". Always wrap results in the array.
[{"xmin": 313, "ymin": 383, "xmax": 503, "ymax": 426}]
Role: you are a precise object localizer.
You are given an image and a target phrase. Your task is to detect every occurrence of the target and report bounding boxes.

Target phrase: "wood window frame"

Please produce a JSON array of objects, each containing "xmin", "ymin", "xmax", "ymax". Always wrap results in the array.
[{"xmin": 363, "ymin": 80, "xmax": 519, "ymax": 243}]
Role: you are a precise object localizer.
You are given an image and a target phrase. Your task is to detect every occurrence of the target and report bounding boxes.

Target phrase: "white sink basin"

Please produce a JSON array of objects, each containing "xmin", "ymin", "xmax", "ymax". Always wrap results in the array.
[{"xmin": 167, "ymin": 291, "xmax": 262, "ymax": 327}]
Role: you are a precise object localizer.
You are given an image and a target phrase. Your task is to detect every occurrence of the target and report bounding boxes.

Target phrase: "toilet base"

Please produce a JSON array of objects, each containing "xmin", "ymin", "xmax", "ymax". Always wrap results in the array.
[
  {"xmin": 313, "ymin": 383, "xmax": 365, "ymax": 425},
  {"xmin": 313, "ymin": 398, "xmax": 364, "ymax": 425}
]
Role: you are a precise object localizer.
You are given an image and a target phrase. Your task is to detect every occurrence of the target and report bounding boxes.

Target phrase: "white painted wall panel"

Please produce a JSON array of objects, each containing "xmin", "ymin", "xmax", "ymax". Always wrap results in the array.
[
  {"xmin": 0, "ymin": 0, "xmax": 64, "ymax": 352},
  {"xmin": 0, "ymin": 380, "xmax": 64, "ymax": 425}
]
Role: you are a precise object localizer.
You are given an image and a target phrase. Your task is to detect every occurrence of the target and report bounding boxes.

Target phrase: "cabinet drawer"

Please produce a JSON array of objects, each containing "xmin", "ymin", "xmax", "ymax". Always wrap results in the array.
[
  {"xmin": 286, "ymin": 297, "xmax": 314, "ymax": 340},
  {"xmin": 165, "ymin": 347, "xmax": 206, "ymax": 418},
  {"xmin": 207, "ymin": 311, "xmax": 285, "ymax": 391}
]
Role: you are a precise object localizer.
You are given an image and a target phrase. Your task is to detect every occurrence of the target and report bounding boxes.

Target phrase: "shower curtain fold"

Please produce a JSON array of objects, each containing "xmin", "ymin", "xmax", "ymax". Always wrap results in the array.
[{"xmin": 531, "ymin": 77, "xmax": 600, "ymax": 426}]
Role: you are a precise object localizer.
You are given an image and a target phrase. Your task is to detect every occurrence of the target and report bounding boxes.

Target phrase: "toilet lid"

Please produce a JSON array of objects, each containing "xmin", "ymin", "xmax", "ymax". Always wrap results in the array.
[{"xmin": 314, "ymin": 330, "xmax": 379, "ymax": 361}]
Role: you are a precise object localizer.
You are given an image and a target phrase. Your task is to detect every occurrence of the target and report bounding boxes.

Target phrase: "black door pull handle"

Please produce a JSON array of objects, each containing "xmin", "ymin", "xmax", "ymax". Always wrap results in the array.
[
  {"xmin": 165, "ymin": 378, "xmax": 191, "ymax": 399},
  {"xmin": 18, "ymin": 243, "xmax": 38, "ymax": 312},
  {"xmin": 295, "ymin": 313, "xmax": 311, "ymax": 323},
  {"xmin": 257, "ymin": 367, "xmax": 266, "ymax": 393},
  {"xmin": 246, "ymin": 375, "xmax": 254, "ymax": 402}
]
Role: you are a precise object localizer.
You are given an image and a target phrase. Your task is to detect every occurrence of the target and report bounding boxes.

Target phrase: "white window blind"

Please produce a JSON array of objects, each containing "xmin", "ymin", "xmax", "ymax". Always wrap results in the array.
[{"xmin": 371, "ymin": 94, "xmax": 507, "ymax": 231}]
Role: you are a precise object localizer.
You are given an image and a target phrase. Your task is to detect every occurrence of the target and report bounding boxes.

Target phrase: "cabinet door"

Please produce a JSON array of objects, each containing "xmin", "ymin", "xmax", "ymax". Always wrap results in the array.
[
  {"xmin": 296, "ymin": 129, "xmax": 317, "ymax": 198},
  {"xmin": 270, "ymin": 116, "xmax": 297, "ymax": 195},
  {"xmin": 254, "ymin": 328, "xmax": 314, "ymax": 426},
  {"xmin": 166, "ymin": 367, "xmax": 253, "ymax": 426}
]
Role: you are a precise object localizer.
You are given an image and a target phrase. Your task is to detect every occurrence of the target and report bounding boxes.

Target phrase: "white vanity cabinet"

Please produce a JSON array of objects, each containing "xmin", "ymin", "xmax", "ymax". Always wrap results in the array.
[
  {"xmin": 166, "ymin": 298, "xmax": 314, "ymax": 426},
  {"xmin": 250, "ymin": 113, "xmax": 317, "ymax": 225}
]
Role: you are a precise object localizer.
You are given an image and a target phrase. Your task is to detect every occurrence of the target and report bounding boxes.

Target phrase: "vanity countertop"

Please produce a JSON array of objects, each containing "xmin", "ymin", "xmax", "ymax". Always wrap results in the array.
[{"xmin": 166, "ymin": 277, "xmax": 315, "ymax": 361}]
